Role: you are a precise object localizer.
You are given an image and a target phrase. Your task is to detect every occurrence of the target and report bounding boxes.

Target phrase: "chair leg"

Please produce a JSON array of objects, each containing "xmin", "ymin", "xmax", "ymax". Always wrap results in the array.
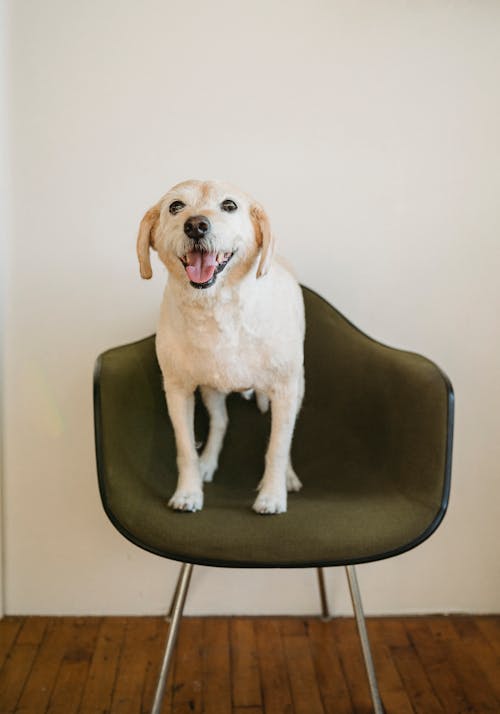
[
  {"xmin": 151, "ymin": 563, "xmax": 193, "ymax": 714},
  {"xmin": 166, "ymin": 565, "xmax": 183, "ymax": 621},
  {"xmin": 345, "ymin": 565, "xmax": 384, "ymax": 714},
  {"xmin": 316, "ymin": 567, "xmax": 332, "ymax": 621}
]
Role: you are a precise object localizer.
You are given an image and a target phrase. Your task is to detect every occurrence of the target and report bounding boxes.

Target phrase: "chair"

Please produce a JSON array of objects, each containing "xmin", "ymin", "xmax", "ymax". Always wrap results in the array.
[{"xmin": 93, "ymin": 286, "xmax": 453, "ymax": 714}]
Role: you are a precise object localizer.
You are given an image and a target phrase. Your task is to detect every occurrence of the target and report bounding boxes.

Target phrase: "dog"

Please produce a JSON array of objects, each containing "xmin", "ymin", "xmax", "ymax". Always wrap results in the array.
[{"xmin": 137, "ymin": 179, "xmax": 305, "ymax": 514}]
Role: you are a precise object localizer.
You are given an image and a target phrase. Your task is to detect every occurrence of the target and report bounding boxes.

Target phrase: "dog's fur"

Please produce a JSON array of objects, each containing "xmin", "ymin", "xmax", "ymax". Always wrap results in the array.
[{"xmin": 137, "ymin": 179, "xmax": 305, "ymax": 514}]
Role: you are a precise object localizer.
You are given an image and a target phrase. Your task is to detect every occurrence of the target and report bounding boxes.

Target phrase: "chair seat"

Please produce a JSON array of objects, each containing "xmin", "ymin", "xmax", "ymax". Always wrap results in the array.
[{"xmin": 94, "ymin": 287, "xmax": 453, "ymax": 568}]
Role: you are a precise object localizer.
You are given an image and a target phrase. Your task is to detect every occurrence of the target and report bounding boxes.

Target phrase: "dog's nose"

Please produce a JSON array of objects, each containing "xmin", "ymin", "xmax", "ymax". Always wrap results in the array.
[{"xmin": 184, "ymin": 215, "xmax": 211, "ymax": 241}]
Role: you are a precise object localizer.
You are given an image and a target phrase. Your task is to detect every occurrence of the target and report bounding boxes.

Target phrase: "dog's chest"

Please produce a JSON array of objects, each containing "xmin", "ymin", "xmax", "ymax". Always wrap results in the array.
[{"xmin": 161, "ymin": 294, "xmax": 272, "ymax": 391}]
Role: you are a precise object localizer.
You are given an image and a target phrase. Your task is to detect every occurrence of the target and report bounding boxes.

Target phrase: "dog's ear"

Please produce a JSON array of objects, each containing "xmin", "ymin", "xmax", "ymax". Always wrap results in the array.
[
  {"xmin": 250, "ymin": 203, "xmax": 275, "ymax": 278},
  {"xmin": 137, "ymin": 204, "xmax": 160, "ymax": 279}
]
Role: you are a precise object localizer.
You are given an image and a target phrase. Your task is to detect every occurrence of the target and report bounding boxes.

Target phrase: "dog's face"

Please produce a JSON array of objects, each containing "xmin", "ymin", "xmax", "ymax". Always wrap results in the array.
[{"xmin": 137, "ymin": 180, "xmax": 274, "ymax": 290}]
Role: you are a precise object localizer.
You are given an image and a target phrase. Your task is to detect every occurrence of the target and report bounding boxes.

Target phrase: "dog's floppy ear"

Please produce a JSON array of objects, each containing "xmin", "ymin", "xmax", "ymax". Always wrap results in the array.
[
  {"xmin": 137, "ymin": 204, "xmax": 160, "ymax": 279},
  {"xmin": 250, "ymin": 203, "xmax": 275, "ymax": 278}
]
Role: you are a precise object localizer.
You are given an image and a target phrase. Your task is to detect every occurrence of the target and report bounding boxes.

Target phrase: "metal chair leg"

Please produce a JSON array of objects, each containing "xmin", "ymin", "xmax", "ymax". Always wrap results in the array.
[
  {"xmin": 166, "ymin": 565, "xmax": 183, "ymax": 621},
  {"xmin": 151, "ymin": 563, "xmax": 193, "ymax": 714},
  {"xmin": 345, "ymin": 565, "xmax": 384, "ymax": 714},
  {"xmin": 316, "ymin": 567, "xmax": 332, "ymax": 621}
]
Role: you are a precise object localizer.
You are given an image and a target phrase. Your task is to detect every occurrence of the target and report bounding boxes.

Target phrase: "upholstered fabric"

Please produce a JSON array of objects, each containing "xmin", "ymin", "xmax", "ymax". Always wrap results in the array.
[{"xmin": 94, "ymin": 287, "xmax": 453, "ymax": 567}]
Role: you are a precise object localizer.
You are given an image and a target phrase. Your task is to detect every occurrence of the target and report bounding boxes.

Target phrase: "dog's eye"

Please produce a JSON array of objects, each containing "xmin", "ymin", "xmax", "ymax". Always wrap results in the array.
[
  {"xmin": 221, "ymin": 199, "xmax": 238, "ymax": 212},
  {"xmin": 169, "ymin": 200, "xmax": 186, "ymax": 215}
]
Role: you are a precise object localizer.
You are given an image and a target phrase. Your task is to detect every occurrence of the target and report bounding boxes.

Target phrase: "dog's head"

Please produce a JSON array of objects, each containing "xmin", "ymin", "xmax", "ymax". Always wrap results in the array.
[{"xmin": 137, "ymin": 180, "xmax": 275, "ymax": 290}]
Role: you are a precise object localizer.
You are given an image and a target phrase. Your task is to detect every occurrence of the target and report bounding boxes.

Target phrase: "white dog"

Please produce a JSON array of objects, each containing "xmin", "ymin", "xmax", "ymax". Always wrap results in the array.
[{"xmin": 137, "ymin": 180, "xmax": 305, "ymax": 514}]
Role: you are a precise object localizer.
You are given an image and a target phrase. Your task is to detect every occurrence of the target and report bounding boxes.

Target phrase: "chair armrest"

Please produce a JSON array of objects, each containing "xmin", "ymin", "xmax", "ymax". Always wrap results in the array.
[{"xmin": 302, "ymin": 287, "xmax": 454, "ymax": 515}]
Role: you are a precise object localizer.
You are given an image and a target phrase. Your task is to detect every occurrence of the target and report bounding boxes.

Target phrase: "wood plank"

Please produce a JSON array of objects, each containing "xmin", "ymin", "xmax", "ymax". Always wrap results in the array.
[
  {"xmin": 111, "ymin": 617, "xmax": 161, "ymax": 714},
  {"xmin": 427, "ymin": 616, "xmax": 500, "ymax": 713},
  {"xmin": 233, "ymin": 708, "xmax": 263, "ymax": 714},
  {"xmin": 0, "ymin": 617, "xmax": 48, "ymax": 714},
  {"xmin": 255, "ymin": 619, "xmax": 294, "ymax": 714},
  {"xmin": 390, "ymin": 617, "xmax": 450, "ymax": 714},
  {"xmin": 375, "ymin": 617, "xmax": 444, "ymax": 714},
  {"xmin": 230, "ymin": 618, "xmax": 262, "ymax": 708},
  {"xmin": 282, "ymin": 630, "xmax": 325, "ymax": 714},
  {"xmin": 476, "ymin": 615, "xmax": 500, "ymax": 655},
  {"xmin": 0, "ymin": 617, "xmax": 24, "ymax": 672},
  {"xmin": 203, "ymin": 618, "xmax": 232, "ymax": 714},
  {"xmin": 9, "ymin": 617, "xmax": 47, "ymax": 647},
  {"xmin": 171, "ymin": 617, "xmax": 204, "ymax": 714},
  {"xmin": 405, "ymin": 617, "xmax": 471, "ymax": 714},
  {"xmin": 370, "ymin": 616, "xmax": 408, "ymax": 647},
  {"xmin": 307, "ymin": 619, "xmax": 352, "ymax": 714},
  {"xmin": 370, "ymin": 618, "xmax": 442, "ymax": 714},
  {"xmin": 45, "ymin": 617, "xmax": 101, "ymax": 714},
  {"xmin": 332, "ymin": 617, "xmax": 373, "ymax": 714},
  {"xmin": 391, "ymin": 641, "xmax": 444, "ymax": 714},
  {"xmin": 451, "ymin": 615, "xmax": 500, "ymax": 700},
  {"xmin": 16, "ymin": 618, "xmax": 77, "ymax": 714},
  {"xmin": 278, "ymin": 617, "xmax": 308, "ymax": 636},
  {"xmin": 78, "ymin": 617, "xmax": 128, "ymax": 714},
  {"xmin": 369, "ymin": 618, "xmax": 414, "ymax": 714}
]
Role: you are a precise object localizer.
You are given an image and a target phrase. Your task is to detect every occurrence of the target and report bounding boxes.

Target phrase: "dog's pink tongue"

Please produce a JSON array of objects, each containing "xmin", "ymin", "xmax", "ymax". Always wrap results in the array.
[{"xmin": 186, "ymin": 251, "xmax": 217, "ymax": 284}]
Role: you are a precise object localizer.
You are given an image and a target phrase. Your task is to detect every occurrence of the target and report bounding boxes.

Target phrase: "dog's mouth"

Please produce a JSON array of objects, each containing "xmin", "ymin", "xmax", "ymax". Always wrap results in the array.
[{"xmin": 180, "ymin": 250, "xmax": 234, "ymax": 289}]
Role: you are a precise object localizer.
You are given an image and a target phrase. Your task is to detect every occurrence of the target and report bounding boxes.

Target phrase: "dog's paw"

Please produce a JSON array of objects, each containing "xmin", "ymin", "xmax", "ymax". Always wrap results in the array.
[
  {"xmin": 286, "ymin": 465, "xmax": 302, "ymax": 492},
  {"xmin": 168, "ymin": 489, "xmax": 203, "ymax": 512},
  {"xmin": 253, "ymin": 492, "xmax": 287, "ymax": 515},
  {"xmin": 199, "ymin": 455, "xmax": 217, "ymax": 483}
]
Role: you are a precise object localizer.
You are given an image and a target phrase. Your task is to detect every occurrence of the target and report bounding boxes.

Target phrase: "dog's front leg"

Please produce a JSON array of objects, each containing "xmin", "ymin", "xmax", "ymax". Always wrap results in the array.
[
  {"xmin": 253, "ymin": 380, "xmax": 299, "ymax": 515},
  {"xmin": 165, "ymin": 384, "xmax": 203, "ymax": 512}
]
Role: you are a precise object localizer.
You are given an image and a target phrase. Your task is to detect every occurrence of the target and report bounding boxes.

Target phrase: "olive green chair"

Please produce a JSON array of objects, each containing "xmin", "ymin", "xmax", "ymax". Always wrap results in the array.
[{"xmin": 94, "ymin": 286, "xmax": 453, "ymax": 714}]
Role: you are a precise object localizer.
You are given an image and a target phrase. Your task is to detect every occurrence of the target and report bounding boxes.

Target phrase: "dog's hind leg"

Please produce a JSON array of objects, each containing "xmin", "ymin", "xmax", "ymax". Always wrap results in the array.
[
  {"xmin": 240, "ymin": 389, "xmax": 269, "ymax": 413},
  {"xmin": 199, "ymin": 386, "xmax": 228, "ymax": 483},
  {"xmin": 287, "ymin": 369, "xmax": 304, "ymax": 492},
  {"xmin": 256, "ymin": 391, "xmax": 270, "ymax": 413}
]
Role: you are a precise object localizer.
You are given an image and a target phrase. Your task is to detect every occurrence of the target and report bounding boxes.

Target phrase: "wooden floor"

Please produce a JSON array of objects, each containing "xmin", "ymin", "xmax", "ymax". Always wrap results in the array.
[{"xmin": 0, "ymin": 616, "xmax": 498, "ymax": 714}]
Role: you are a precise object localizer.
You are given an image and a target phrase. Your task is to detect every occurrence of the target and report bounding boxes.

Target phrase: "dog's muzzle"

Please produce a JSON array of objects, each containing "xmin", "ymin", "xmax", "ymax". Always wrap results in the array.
[{"xmin": 179, "ymin": 214, "xmax": 233, "ymax": 289}]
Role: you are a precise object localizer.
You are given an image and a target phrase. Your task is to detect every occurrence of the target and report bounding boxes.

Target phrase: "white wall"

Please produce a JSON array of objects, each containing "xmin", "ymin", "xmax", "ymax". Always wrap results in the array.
[
  {"xmin": 4, "ymin": 0, "xmax": 500, "ymax": 615},
  {"xmin": 0, "ymin": 0, "xmax": 8, "ymax": 616}
]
